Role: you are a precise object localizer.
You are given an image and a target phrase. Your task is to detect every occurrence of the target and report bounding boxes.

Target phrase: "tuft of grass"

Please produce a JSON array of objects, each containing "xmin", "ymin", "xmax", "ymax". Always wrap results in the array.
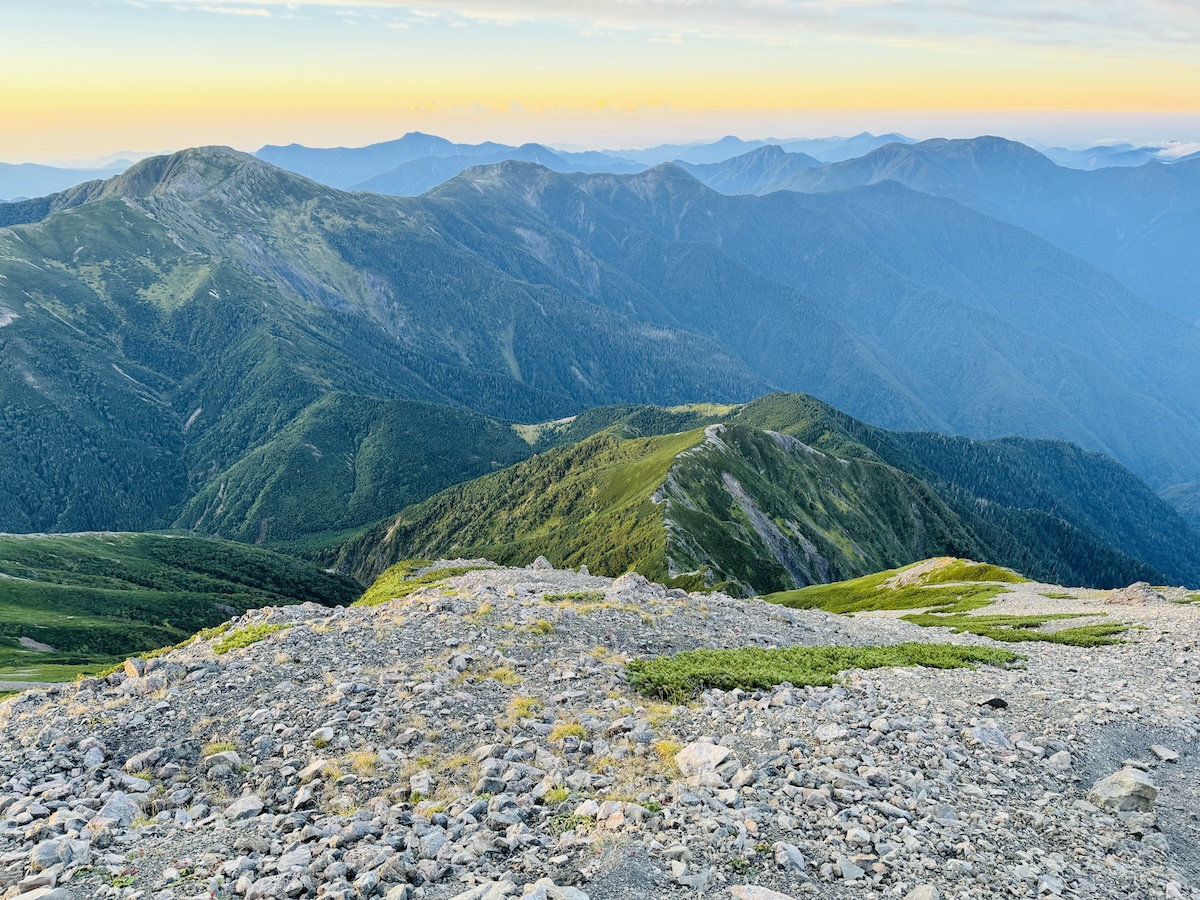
[
  {"xmin": 196, "ymin": 621, "xmax": 233, "ymax": 641},
  {"xmin": 652, "ymin": 734, "xmax": 681, "ymax": 772},
  {"xmin": 202, "ymin": 741, "xmax": 236, "ymax": 756},
  {"xmin": 347, "ymin": 750, "xmax": 378, "ymax": 776},
  {"xmin": 544, "ymin": 591, "xmax": 606, "ymax": 603},
  {"xmin": 355, "ymin": 562, "xmax": 489, "ymax": 607},
  {"xmin": 548, "ymin": 722, "xmax": 587, "ymax": 742},
  {"xmin": 627, "ymin": 643, "xmax": 1019, "ymax": 703},
  {"xmin": 502, "ymin": 695, "xmax": 541, "ymax": 727},
  {"xmin": 902, "ymin": 611, "xmax": 1126, "ymax": 647},
  {"xmin": 529, "ymin": 619, "xmax": 554, "ymax": 636},
  {"xmin": 543, "ymin": 786, "xmax": 570, "ymax": 804},
  {"xmin": 1041, "ymin": 592, "xmax": 1076, "ymax": 600},
  {"xmin": 478, "ymin": 666, "xmax": 522, "ymax": 685},
  {"xmin": 548, "ymin": 813, "xmax": 594, "ymax": 835},
  {"xmin": 213, "ymin": 623, "xmax": 291, "ymax": 655}
]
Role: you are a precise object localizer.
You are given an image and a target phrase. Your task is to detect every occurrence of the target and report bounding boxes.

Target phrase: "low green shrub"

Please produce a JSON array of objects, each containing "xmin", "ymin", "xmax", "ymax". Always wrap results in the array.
[{"xmin": 627, "ymin": 643, "xmax": 1019, "ymax": 702}]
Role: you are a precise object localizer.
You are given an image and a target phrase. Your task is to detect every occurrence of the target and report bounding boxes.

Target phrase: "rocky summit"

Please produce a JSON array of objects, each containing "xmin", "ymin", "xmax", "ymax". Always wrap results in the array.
[{"xmin": 0, "ymin": 561, "xmax": 1198, "ymax": 900}]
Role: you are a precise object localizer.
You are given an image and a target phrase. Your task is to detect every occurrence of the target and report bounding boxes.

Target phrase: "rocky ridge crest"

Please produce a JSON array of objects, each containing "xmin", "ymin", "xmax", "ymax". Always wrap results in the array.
[{"xmin": 0, "ymin": 561, "xmax": 1198, "ymax": 900}]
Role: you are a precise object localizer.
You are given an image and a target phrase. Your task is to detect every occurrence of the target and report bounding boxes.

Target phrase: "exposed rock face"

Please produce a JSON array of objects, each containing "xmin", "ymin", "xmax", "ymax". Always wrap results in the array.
[
  {"xmin": 0, "ymin": 563, "xmax": 1197, "ymax": 899},
  {"xmin": 1106, "ymin": 582, "xmax": 1167, "ymax": 605}
]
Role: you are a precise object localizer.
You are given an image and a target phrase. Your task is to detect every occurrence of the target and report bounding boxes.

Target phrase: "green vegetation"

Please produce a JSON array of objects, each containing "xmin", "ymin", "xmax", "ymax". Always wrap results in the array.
[
  {"xmin": 213, "ymin": 623, "xmax": 291, "ymax": 655},
  {"xmin": 920, "ymin": 560, "xmax": 1028, "ymax": 585},
  {"xmin": 767, "ymin": 558, "xmax": 1126, "ymax": 647},
  {"xmin": 353, "ymin": 562, "xmax": 491, "ymax": 607},
  {"xmin": 3, "ymin": 145, "xmax": 1199, "ymax": 604},
  {"xmin": 0, "ymin": 533, "xmax": 356, "ymax": 678},
  {"xmin": 547, "ymin": 722, "xmax": 587, "ymax": 741},
  {"xmin": 544, "ymin": 591, "xmax": 606, "ymax": 603},
  {"xmin": 1161, "ymin": 482, "xmax": 1200, "ymax": 535},
  {"xmin": 175, "ymin": 394, "xmax": 533, "ymax": 548},
  {"xmin": 732, "ymin": 395, "xmax": 1198, "ymax": 589},
  {"xmin": 344, "ymin": 393, "xmax": 1199, "ymax": 599},
  {"xmin": 765, "ymin": 563, "xmax": 1008, "ymax": 615},
  {"xmin": 627, "ymin": 643, "xmax": 1020, "ymax": 703},
  {"xmin": 1042, "ymin": 591, "xmax": 1076, "ymax": 600},
  {"xmin": 900, "ymin": 611, "xmax": 1126, "ymax": 647},
  {"xmin": 341, "ymin": 429, "xmax": 706, "ymax": 585}
]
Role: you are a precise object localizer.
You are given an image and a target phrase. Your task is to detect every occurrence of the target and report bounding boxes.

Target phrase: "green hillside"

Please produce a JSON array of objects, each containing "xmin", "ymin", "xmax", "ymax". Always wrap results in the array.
[
  {"xmin": 0, "ymin": 533, "xmax": 359, "ymax": 679},
  {"xmin": 336, "ymin": 419, "xmax": 983, "ymax": 595},
  {"xmin": 340, "ymin": 394, "xmax": 1199, "ymax": 594},
  {"xmin": 341, "ymin": 428, "xmax": 704, "ymax": 586},
  {"xmin": 1161, "ymin": 482, "xmax": 1200, "ymax": 535},
  {"xmin": 0, "ymin": 148, "xmax": 763, "ymax": 535},
  {"xmin": 731, "ymin": 394, "xmax": 1200, "ymax": 586},
  {"xmin": 175, "ymin": 394, "xmax": 533, "ymax": 549}
]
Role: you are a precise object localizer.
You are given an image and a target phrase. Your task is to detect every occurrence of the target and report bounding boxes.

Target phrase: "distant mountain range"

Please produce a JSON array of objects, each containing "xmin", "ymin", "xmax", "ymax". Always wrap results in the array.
[
  {"xmin": 2, "ymin": 146, "xmax": 1200, "ymax": 556},
  {"xmin": 1041, "ymin": 141, "xmax": 1200, "ymax": 170},
  {"xmin": 0, "ymin": 160, "xmax": 132, "ymax": 203},
  {"xmin": 683, "ymin": 136, "xmax": 1200, "ymax": 325}
]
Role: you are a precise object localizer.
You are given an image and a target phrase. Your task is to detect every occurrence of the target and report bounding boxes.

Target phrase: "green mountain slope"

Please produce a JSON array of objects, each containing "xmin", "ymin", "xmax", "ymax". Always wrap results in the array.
[
  {"xmin": 340, "ymin": 394, "xmax": 1197, "ymax": 594},
  {"xmin": 342, "ymin": 428, "xmax": 704, "ymax": 586},
  {"xmin": 1161, "ymin": 482, "xmax": 1200, "ymax": 535},
  {"xmin": 0, "ymin": 533, "xmax": 359, "ymax": 677},
  {"xmin": 175, "ymin": 394, "xmax": 533, "ymax": 548},
  {"xmin": 0, "ymin": 148, "xmax": 764, "ymax": 534},
  {"xmin": 731, "ymin": 393, "xmax": 1200, "ymax": 587},
  {"xmin": 4, "ymin": 148, "xmax": 1200, "ymax": 541}
]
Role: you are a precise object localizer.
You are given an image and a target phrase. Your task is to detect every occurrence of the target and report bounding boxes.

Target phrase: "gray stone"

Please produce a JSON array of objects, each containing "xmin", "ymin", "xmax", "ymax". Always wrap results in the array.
[
  {"xmin": 904, "ymin": 887, "xmax": 941, "ymax": 900},
  {"xmin": 836, "ymin": 855, "xmax": 865, "ymax": 881},
  {"xmin": 226, "ymin": 794, "xmax": 265, "ymax": 820},
  {"xmin": 95, "ymin": 791, "xmax": 140, "ymax": 827},
  {"xmin": 1149, "ymin": 744, "xmax": 1179, "ymax": 762},
  {"xmin": 1087, "ymin": 768, "xmax": 1157, "ymax": 812},
  {"xmin": 203, "ymin": 749, "xmax": 243, "ymax": 770},
  {"xmin": 16, "ymin": 889, "xmax": 71, "ymax": 900}
]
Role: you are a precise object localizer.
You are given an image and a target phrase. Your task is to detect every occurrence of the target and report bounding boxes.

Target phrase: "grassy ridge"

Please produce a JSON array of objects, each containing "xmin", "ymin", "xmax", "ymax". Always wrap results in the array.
[
  {"xmin": 664, "ymin": 425, "xmax": 982, "ymax": 594},
  {"xmin": 340, "ymin": 428, "xmax": 705, "ymax": 585},
  {"xmin": 0, "ymin": 533, "xmax": 358, "ymax": 678},
  {"xmin": 765, "ymin": 563, "xmax": 1012, "ymax": 615}
]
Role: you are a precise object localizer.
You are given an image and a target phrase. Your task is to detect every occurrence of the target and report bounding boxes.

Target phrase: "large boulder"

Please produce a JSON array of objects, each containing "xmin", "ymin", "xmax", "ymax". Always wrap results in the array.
[{"xmin": 1087, "ymin": 768, "xmax": 1158, "ymax": 812}]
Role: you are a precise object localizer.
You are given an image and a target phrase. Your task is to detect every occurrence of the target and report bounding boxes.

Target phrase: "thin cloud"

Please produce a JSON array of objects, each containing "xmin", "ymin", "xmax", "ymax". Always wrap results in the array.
[
  {"xmin": 193, "ymin": 4, "xmax": 272, "ymax": 15},
  {"xmin": 153, "ymin": 0, "xmax": 1200, "ymax": 54}
]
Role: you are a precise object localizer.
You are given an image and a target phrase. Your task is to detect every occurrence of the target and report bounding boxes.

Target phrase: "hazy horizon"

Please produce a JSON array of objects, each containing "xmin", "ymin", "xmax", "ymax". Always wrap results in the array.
[
  {"xmin": 7, "ymin": 120, "xmax": 1200, "ymax": 170},
  {"xmin": 3, "ymin": 0, "xmax": 1198, "ymax": 164}
]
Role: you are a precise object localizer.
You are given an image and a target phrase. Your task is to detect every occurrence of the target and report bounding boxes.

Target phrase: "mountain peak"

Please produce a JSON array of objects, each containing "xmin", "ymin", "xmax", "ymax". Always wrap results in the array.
[{"xmin": 103, "ymin": 146, "xmax": 263, "ymax": 201}]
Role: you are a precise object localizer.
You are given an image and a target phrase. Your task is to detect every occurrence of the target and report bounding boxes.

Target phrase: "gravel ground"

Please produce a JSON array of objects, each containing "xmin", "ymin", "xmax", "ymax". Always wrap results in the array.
[{"xmin": 0, "ymin": 560, "xmax": 1195, "ymax": 900}]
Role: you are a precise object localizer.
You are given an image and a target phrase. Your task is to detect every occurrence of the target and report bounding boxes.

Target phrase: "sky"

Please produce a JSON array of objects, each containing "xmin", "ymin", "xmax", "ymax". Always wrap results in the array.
[{"xmin": 3, "ymin": 0, "xmax": 1200, "ymax": 163}]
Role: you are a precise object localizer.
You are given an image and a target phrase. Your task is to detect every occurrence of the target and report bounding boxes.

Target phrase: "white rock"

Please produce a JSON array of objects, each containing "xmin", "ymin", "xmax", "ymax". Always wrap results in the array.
[
  {"xmin": 1149, "ymin": 744, "xmax": 1179, "ymax": 762},
  {"xmin": 730, "ymin": 887, "xmax": 799, "ymax": 900},
  {"xmin": 674, "ymin": 742, "xmax": 732, "ymax": 778}
]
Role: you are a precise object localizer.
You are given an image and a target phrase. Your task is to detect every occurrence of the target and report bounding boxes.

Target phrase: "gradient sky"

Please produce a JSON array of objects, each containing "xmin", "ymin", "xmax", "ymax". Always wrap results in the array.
[{"xmin": 3, "ymin": 0, "xmax": 1200, "ymax": 163}]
